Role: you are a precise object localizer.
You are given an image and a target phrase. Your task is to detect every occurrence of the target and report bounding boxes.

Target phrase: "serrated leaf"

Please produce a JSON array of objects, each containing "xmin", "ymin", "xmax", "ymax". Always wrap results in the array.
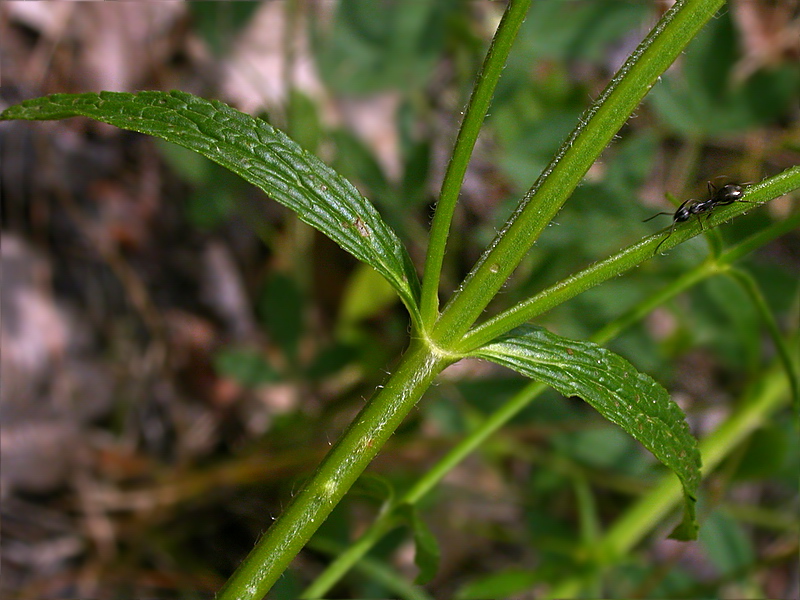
[
  {"xmin": 472, "ymin": 325, "xmax": 701, "ymax": 540},
  {"xmin": 0, "ymin": 90, "xmax": 421, "ymax": 325},
  {"xmin": 397, "ymin": 503, "xmax": 440, "ymax": 585}
]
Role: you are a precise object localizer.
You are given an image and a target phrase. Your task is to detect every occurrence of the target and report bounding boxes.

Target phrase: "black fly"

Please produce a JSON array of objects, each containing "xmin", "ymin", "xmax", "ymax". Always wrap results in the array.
[{"xmin": 645, "ymin": 181, "xmax": 748, "ymax": 254}]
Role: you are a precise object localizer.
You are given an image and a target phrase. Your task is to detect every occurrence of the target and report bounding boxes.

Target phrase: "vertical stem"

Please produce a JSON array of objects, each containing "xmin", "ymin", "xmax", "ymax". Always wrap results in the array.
[
  {"xmin": 216, "ymin": 340, "xmax": 449, "ymax": 600},
  {"xmin": 419, "ymin": 0, "xmax": 532, "ymax": 327}
]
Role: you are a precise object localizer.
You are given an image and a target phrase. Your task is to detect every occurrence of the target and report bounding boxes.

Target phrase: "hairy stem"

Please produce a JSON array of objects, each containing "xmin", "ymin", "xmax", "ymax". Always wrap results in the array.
[
  {"xmin": 215, "ymin": 340, "xmax": 451, "ymax": 600},
  {"xmin": 431, "ymin": 0, "xmax": 724, "ymax": 347},
  {"xmin": 298, "ymin": 197, "xmax": 798, "ymax": 598},
  {"xmin": 420, "ymin": 0, "xmax": 532, "ymax": 327},
  {"xmin": 458, "ymin": 166, "xmax": 800, "ymax": 352}
]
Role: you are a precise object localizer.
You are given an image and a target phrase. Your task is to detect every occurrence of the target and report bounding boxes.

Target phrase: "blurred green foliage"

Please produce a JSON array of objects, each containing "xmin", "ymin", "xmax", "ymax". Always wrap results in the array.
[
  {"xmin": 214, "ymin": 347, "xmax": 278, "ymax": 387},
  {"xmin": 258, "ymin": 272, "xmax": 305, "ymax": 364},
  {"xmin": 650, "ymin": 11, "xmax": 800, "ymax": 135},
  {"xmin": 188, "ymin": 2, "xmax": 260, "ymax": 57},
  {"xmin": 313, "ymin": 0, "xmax": 458, "ymax": 95}
]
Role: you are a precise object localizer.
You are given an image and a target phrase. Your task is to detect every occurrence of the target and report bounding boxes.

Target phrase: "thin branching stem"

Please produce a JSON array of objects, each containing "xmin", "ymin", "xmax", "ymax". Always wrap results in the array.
[
  {"xmin": 420, "ymin": 0, "xmax": 532, "ymax": 328},
  {"xmin": 431, "ymin": 0, "xmax": 724, "ymax": 348}
]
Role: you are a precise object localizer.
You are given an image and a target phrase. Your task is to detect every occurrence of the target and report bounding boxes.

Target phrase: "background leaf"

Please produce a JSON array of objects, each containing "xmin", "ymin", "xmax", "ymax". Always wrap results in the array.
[
  {"xmin": 258, "ymin": 272, "xmax": 305, "ymax": 364},
  {"xmin": 313, "ymin": 0, "xmax": 454, "ymax": 95},
  {"xmin": 471, "ymin": 325, "xmax": 702, "ymax": 539},
  {"xmin": 396, "ymin": 504, "xmax": 440, "ymax": 585},
  {"xmin": 0, "ymin": 90, "xmax": 422, "ymax": 325},
  {"xmin": 648, "ymin": 10, "xmax": 800, "ymax": 135},
  {"xmin": 337, "ymin": 263, "xmax": 401, "ymax": 341}
]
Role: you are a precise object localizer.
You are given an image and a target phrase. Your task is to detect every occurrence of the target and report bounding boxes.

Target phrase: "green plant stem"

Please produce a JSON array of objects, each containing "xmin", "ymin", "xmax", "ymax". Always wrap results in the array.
[
  {"xmin": 303, "ymin": 298, "xmax": 692, "ymax": 595},
  {"xmin": 299, "ymin": 204, "xmax": 798, "ymax": 599},
  {"xmin": 301, "ymin": 377, "xmax": 548, "ymax": 599},
  {"xmin": 719, "ymin": 165, "xmax": 800, "ymax": 262},
  {"xmin": 420, "ymin": 0, "xmax": 532, "ymax": 328},
  {"xmin": 458, "ymin": 167, "xmax": 800, "ymax": 352},
  {"xmin": 431, "ymin": 0, "xmax": 724, "ymax": 347},
  {"xmin": 301, "ymin": 514, "xmax": 405, "ymax": 599},
  {"xmin": 215, "ymin": 340, "xmax": 450, "ymax": 600},
  {"xmin": 726, "ymin": 267, "xmax": 800, "ymax": 411},
  {"xmin": 545, "ymin": 356, "xmax": 794, "ymax": 598},
  {"xmin": 302, "ymin": 269, "xmax": 696, "ymax": 597},
  {"xmin": 307, "ymin": 537, "xmax": 435, "ymax": 600}
]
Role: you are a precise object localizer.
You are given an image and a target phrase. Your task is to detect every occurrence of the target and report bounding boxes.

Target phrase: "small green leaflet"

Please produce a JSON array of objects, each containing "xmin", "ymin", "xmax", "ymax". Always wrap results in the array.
[
  {"xmin": 0, "ymin": 90, "xmax": 421, "ymax": 325},
  {"xmin": 396, "ymin": 503, "xmax": 440, "ymax": 585},
  {"xmin": 472, "ymin": 325, "xmax": 702, "ymax": 540}
]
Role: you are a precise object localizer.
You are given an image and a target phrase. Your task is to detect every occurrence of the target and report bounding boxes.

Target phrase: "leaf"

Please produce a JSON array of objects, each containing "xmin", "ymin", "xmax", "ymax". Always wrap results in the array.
[
  {"xmin": 187, "ymin": 3, "xmax": 259, "ymax": 57},
  {"xmin": 472, "ymin": 325, "xmax": 702, "ymax": 540},
  {"xmin": 455, "ymin": 569, "xmax": 540, "ymax": 600},
  {"xmin": 350, "ymin": 473, "xmax": 395, "ymax": 507},
  {"xmin": 396, "ymin": 503, "xmax": 441, "ymax": 585},
  {"xmin": 648, "ymin": 11, "xmax": 800, "ymax": 135},
  {"xmin": 258, "ymin": 272, "xmax": 304, "ymax": 363},
  {"xmin": 313, "ymin": 0, "xmax": 451, "ymax": 95},
  {"xmin": 337, "ymin": 263, "xmax": 400, "ymax": 340},
  {"xmin": 699, "ymin": 509, "xmax": 754, "ymax": 576},
  {"xmin": 0, "ymin": 90, "xmax": 421, "ymax": 325},
  {"xmin": 214, "ymin": 347, "xmax": 278, "ymax": 388}
]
